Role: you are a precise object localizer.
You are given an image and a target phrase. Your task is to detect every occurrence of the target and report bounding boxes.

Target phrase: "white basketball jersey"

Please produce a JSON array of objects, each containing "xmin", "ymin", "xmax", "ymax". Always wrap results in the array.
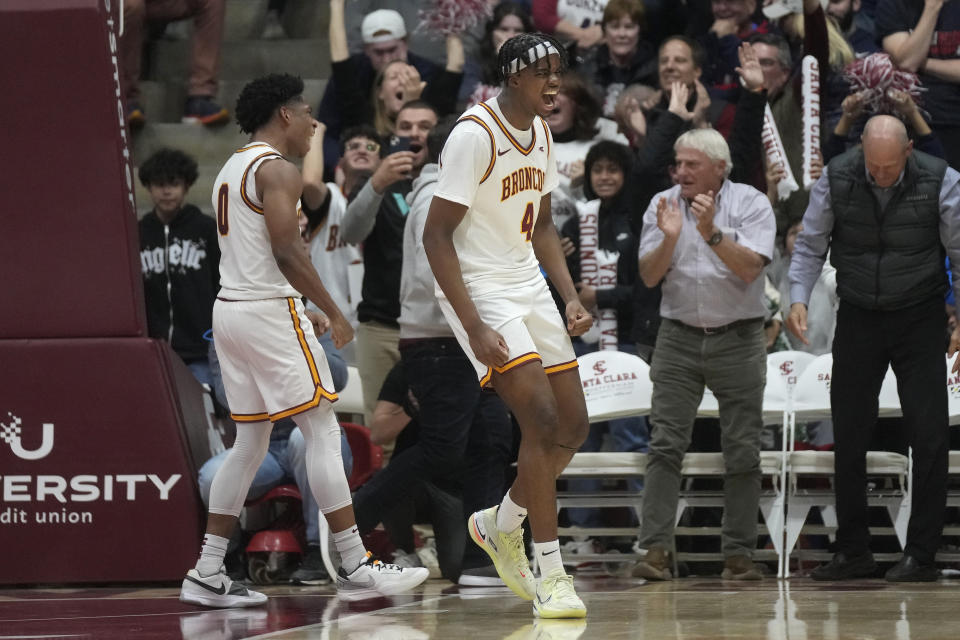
[
  {"xmin": 306, "ymin": 183, "xmax": 362, "ymax": 327},
  {"xmin": 434, "ymin": 98, "xmax": 559, "ymax": 297},
  {"xmin": 213, "ymin": 142, "xmax": 301, "ymax": 300}
]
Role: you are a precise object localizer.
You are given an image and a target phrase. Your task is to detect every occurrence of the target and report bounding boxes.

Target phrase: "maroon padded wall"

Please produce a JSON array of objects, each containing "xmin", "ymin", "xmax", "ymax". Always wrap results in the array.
[
  {"xmin": 0, "ymin": 338, "xmax": 206, "ymax": 584},
  {"xmin": 0, "ymin": 0, "xmax": 146, "ymax": 338}
]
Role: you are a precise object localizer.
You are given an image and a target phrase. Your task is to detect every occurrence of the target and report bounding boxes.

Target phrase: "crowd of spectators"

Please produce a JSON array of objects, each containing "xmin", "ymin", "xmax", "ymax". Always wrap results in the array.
[{"xmin": 131, "ymin": 0, "xmax": 960, "ymax": 584}]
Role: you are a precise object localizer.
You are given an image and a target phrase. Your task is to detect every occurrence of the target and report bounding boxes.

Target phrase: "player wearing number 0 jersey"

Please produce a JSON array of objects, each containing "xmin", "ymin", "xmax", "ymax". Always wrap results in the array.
[
  {"xmin": 425, "ymin": 34, "xmax": 592, "ymax": 619},
  {"xmin": 213, "ymin": 141, "xmax": 340, "ymax": 420},
  {"xmin": 179, "ymin": 74, "xmax": 427, "ymax": 611},
  {"xmin": 215, "ymin": 142, "xmax": 302, "ymax": 302}
]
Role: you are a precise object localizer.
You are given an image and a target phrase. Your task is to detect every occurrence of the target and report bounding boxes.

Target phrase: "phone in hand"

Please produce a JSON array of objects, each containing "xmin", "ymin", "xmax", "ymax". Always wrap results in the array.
[{"xmin": 387, "ymin": 135, "xmax": 411, "ymax": 155}]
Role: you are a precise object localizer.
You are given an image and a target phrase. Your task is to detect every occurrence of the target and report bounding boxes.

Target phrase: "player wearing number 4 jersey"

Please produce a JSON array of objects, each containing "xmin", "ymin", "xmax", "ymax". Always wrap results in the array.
[
  {"xmin": 179, "ymin": 74, "xmax": 427, "ymax": 609},
  {"xmin": 424, "ymin": 34, "xmax": 591, "ymax": 619}
]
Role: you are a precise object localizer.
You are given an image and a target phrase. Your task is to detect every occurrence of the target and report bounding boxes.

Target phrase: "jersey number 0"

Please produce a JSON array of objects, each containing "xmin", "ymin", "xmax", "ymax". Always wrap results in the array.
[{"xmin": 217, "ymin": 183, "xmax": 229, "ymax": 235}]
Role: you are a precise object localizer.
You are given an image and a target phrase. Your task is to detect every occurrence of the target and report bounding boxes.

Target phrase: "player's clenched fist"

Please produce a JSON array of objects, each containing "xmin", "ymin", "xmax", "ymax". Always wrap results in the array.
[
  {"xmin": 329, "ymin": 313, "xmax": 354, "ymax": 349},
  {"xmin": 565, "ymin": 300, "xmax": 593, "ymax": 337},
  {"xmin": 468, "ymin": 323, "xmax": 510, "ymax": 369}
]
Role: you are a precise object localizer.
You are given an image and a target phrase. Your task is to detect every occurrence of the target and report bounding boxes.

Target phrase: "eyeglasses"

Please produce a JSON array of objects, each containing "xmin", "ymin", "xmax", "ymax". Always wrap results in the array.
[{"xmin": 345, "ymin": 140, "xmax": 380, "ymax": 153}]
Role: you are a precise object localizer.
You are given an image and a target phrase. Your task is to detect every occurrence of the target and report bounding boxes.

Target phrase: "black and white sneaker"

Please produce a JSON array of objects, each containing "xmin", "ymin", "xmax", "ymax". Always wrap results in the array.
[
  {"xmin": 180, "ymin": 567, "xmax": 268, "ymax": 608},
  {"xmin": 336, "ymin": 552, "xmax": 429, "ymax": 600}
]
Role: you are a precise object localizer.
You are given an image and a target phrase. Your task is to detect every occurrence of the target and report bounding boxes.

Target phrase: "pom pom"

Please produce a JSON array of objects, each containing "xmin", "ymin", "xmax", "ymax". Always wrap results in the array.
[
  {"xmin": 843, "ymin": 53, "xmax": 924, "ymax": 114},
  {"xmin": 417, "ymin": 0, "xmax": 492, "ymax": 37},
  {"xmin": 467, "ymin": 83, "xmax": 501, "ymax": 108}
]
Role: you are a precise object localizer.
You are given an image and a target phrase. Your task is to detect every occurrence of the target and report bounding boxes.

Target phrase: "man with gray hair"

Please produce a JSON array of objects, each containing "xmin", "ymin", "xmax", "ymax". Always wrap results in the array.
[
  {"xmin": 633, "ymin": 128, "xmax": 776, "ymax": 581},
  {"xmin": 788, "ymin": 114, "xmax": 960, "ymax": 582}
]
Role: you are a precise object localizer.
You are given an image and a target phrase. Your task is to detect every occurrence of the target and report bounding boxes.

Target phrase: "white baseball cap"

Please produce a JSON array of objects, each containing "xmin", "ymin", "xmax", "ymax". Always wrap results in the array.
[
  {"xmin": 762, "ymin": 0, "xmax": 828, "ymax": 19},
  {"xmin": 361, "ymin": 9, "xmax": 407, "ymax": 44}
]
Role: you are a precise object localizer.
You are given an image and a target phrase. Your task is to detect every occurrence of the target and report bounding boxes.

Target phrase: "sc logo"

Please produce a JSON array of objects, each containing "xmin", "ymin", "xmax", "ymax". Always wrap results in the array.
[{"xmin": 0, "ymin": 413, "xmax": 54, "ymax": 460}]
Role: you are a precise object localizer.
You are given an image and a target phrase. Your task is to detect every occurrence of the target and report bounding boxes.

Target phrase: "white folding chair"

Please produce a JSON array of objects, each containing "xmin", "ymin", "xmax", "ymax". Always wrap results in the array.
[
  {"xmin": 578, "ymin": 351, "xmax": 653, "ymax": 422},
  {"xmin": 784, "ymin": 353, "xmax": 909, "ymax": 576},
  {"xmin": 941, "ymin": 355, "xmax": 960, "ymax": 554},
  {"xmin": 946, "ymin": 354, "xmax": 960, "ymax": 427},
  {"xmin": 762, "ymin": 351, "xmax": 816, "ymax": 577}
]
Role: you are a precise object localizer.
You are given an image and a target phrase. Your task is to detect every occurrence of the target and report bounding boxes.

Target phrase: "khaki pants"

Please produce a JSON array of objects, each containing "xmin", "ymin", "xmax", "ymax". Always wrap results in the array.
[
  {"xmin": 639, "ymin": 318, "xmax": 766, "ymax": 558},
  {"xmin": 356, "ymin": 320, "xmax": 400, "ymax": 452}
]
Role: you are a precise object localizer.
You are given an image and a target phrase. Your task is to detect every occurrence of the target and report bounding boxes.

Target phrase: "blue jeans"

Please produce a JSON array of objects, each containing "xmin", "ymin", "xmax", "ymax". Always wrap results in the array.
[
  {"xmin": 566, "ymin": 340, "xmax": 649, "ymax": 529},
  {"xmin": 187, "ymin": 358, "xmax": 212, "ymax": 387},
  {"xmin": 197, "ymin": 424, "xmax": 353, "ymax": 545}
]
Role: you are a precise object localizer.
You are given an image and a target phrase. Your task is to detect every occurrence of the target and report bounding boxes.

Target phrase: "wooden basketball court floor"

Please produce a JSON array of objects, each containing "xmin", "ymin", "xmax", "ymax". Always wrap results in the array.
[{"xmin": 3, "ymin": 573, "xmax": 960, "ymax": 640}]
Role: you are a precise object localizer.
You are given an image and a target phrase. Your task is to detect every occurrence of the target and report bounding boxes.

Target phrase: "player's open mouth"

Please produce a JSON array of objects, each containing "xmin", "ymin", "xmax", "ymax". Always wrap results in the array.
[{"xmin": 542, "ymin": 90, "xmax": 558, "ymax": 110}]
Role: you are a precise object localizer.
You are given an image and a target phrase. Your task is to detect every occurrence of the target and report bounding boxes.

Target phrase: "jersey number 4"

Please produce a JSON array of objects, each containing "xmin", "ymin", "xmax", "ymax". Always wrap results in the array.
[
  {"xmin": 521, "ymin": 202, "xmax": 534, "ymax": 242},
  {"xmin": 217, "ymin": 183, "xmax": 229, "ymax": 235}
]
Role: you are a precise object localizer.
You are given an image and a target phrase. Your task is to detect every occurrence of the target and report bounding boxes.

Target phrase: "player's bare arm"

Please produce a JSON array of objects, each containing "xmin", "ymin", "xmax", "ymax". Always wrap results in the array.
[
  {"xmin": 259, "ymin": 158, "xmax": 354, "ymax": 348},
  {"xmin": 423, "ymin": 195, "xmax": 509, "ymax": 368},
  {"xmin": 530, "ymin": 193, "xmax": 592, "ymax": 336}
]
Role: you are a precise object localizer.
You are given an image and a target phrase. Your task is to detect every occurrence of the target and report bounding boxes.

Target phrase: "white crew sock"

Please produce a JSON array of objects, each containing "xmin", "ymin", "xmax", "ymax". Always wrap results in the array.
[
  {"xmin": 195, "ymin": 533, "xmax": 230, "ymax": 577},
  {"xmin": 496, "ymin": 490, "xmax": 527, "ymax": 533},
  {"xmin": 535, "ymin": 540, "xmax": 565, "ymax": 577},
  {"xmin": 333, "ymin": 525, "xmax": 367, "ymax": 573}
]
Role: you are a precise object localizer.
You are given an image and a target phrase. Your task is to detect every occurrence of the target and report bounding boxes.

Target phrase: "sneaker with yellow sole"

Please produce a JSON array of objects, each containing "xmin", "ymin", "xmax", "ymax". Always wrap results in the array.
[
  {"xmin": 532, "ymin": 571, "xmax": 586, "ymax": 619},
  {"xmin": 468, "ymin": 506, "xmax": 536, "ymax": 601}
]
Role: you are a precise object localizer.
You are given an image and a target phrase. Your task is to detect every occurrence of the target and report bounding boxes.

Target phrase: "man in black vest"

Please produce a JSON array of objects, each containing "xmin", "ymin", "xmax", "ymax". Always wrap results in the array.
[{"xmin": 787, "ymin": 115, "xmax": 960, "ymax": 582}]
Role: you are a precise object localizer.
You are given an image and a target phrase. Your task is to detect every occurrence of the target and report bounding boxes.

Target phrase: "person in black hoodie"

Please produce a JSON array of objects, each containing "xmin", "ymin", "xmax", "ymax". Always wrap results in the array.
[{"xmin": 138, "ymin": 148, "xmax": 220, "ymax": 384}]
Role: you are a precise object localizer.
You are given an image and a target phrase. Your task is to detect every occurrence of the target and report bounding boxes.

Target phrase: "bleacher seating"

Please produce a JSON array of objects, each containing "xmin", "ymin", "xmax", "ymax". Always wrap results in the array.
[{"xmin": 132, "ymin": 0, "xmax": 328, "ymax": 216}]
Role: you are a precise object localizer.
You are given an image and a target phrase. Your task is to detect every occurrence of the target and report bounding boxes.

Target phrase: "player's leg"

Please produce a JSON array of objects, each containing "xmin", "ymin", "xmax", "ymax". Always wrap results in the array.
[
  {"xmin": 273, "ymin": 300, "xmax": 427, "ymax": 597},
  {"xmin": 181, "ymin": 299, "xmax": 272, "ymax": 608},
  {"xmin": 456, "ymin": 311, "xmax": 541, "ymax": 602},
  {"xmin": 522, "ymin": 279, "xmax": 589, "ymax": 481},
  {"xmin": 544, "ymin": 368, "xmax": 590, "ymax": 478},
  {"xmin": 492, "ymin": 364, "xmax": 587, "ymax": 618},
  {"xmin": 290, "ymin": 403, "xmax": 429, "ymax": 598},
  {"xmin": 180, "ymin": 421, "xmax": 272, "ymax": 608}
]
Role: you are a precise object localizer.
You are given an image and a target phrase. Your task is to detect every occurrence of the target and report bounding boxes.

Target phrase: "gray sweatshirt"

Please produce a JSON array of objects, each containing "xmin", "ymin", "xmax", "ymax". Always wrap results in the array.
[{"xmin": 398, "ymin": 164, "xmax": 453, "ymax": 339}]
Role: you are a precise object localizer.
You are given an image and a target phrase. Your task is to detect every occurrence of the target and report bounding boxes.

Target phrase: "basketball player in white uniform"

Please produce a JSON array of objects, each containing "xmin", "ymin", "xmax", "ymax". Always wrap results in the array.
[
  {"xmin": 178, "ymin": 74, "xmax": 427, "ymax": 608},
  {"xmin": 423, "ymin": 35, "xmax": 592, "ymax": 619}
]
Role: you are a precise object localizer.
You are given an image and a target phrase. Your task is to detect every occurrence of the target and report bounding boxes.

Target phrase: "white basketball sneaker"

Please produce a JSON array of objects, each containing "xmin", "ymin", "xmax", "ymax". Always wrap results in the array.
[
  {"xmin": 336, "ymin": 552, "xmax": 430, "ymax": 600},
  {"xmin": 468, "ymin": 506, "xmax": 536, "ymax": 601},
  {"xmin": 179, "ymin": 567, "xmax": 267, "ymax": 608},
  {"xmin": 532, "ymin": 571, "xmax": 586, "ymax": 619}
]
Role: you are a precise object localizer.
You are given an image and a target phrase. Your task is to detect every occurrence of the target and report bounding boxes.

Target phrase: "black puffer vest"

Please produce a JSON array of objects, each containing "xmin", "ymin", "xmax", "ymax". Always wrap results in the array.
[{"xmin": 828, "ymin": 148, "xmax": 947, "ymax": 310}]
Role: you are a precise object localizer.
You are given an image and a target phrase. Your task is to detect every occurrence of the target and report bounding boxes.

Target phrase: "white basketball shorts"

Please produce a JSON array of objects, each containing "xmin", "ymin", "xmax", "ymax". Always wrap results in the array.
[
  {"xmin": 438, "ymin": 276, "xmax": 578, "ymax": 386},
  {"xmin": 212, "ymin": 297, "xmax": 337, "ymax": 422}
]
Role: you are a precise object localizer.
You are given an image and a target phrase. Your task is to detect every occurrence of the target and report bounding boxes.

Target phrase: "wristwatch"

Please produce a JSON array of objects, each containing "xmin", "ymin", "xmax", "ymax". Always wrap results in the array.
[{"xmin": 707, "ymin": 229, "xmax": 723, "ymax": 247}]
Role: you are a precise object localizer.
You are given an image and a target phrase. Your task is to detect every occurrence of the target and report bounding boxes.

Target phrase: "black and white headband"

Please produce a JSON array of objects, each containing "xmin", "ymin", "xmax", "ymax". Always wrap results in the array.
[{"xmin": 501, "ymin": 40, "xmax": 560, "ymax": 78}]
